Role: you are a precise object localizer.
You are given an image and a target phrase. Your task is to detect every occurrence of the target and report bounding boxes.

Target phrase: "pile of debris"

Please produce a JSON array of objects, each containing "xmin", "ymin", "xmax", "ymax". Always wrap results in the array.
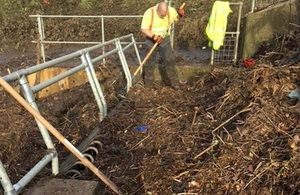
[
  {"xmin": 257, "ymin": 25, "xmax": 300, "ymax": 66},
  {"xmin": 0, "ymin": 29, "xmax": 300, "ymax": 195}
]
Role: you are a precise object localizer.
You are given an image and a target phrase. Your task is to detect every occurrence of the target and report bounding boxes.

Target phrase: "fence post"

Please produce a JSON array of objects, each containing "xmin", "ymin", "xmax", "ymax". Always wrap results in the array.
[
  {"xmin": 101, "ymin": 15, "xmax": 106, "ymax": 64},
  {"xmin": 234, "ymin": 2, "xmax": 243, "ymax": 64},
  {"xmin": 251, "ymin": 0, "xmax": 256, "ymax": 13},
  {"xmin": 37, "ymin": 15, "xmax": 46, "ymax": 62}
]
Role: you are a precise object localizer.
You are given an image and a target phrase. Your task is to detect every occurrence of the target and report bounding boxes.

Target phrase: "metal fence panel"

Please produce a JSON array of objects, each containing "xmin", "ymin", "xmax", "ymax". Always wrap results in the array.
[{"xmin": 211, "ymin": 2, "xmax": 243, "ymax": 65}]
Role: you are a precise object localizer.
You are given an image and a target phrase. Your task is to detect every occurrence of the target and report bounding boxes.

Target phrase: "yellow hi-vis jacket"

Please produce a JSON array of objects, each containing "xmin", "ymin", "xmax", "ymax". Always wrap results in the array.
[
  {"xmin": 141, "ymin": 4, "xmax": 178, "ymax": 37},
  {"xmin": 205, "ymin": 1, "xmax": 232, "ymax": 50}
]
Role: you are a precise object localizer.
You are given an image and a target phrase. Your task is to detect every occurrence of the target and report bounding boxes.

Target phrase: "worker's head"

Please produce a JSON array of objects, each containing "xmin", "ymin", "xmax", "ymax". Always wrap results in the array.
[{"xmin": 156, "ymin": 2, "xmax": 168, "ymax": 19}]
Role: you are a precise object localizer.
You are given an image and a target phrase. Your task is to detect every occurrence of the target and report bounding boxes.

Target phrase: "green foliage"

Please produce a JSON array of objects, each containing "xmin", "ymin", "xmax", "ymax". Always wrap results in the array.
[
  {"xmin": 79, "ymin": 0, "xmax": 97, "ymax": 9},
  {"xmin": 0, "ymin": 0, "xmax": 42, "ymax": 18}
]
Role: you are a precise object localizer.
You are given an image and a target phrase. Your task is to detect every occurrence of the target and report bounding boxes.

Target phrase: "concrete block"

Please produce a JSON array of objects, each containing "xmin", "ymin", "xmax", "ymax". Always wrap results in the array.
[
  {"xmin": 24, "ymin": 178, "xmax": 100, "ymax": 195},
  {"xmin": 240, "ymin": 0, "xmax": 300, "ymax": 58}
]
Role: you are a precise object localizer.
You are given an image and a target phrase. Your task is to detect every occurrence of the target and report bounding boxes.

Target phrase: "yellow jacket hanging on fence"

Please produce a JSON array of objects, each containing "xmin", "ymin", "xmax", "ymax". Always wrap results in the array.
[{"xmin": 205, "ymin": 1, "xmax": 232, "ymax": 50}]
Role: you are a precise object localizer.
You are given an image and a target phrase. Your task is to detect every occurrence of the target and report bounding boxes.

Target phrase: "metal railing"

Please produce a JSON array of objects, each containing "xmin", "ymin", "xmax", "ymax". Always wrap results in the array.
[
  {"xmin": 0, "ymin": 33, "xmax": 140, "ymax": 195},
  {"xmin": 29, "ymin": 14, "xmax": 143, "ymax": 63},
  {"xmin": 30, "ymin": 1, "xmax": 176, "ymax": 64}
]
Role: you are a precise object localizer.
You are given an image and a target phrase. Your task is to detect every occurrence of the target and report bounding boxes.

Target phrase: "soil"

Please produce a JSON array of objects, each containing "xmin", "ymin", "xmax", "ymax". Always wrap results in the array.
[
  {"xmin": 1, "ymin": 1, "xmax": 300, "ymax": 195},
  {"xmin": 1, "ymin": 43, "xmax": 300, "ymax": 195}
]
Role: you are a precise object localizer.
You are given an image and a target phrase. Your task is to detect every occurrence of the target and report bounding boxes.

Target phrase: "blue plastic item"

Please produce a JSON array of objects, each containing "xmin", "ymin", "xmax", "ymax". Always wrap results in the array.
[
  {"xmin": 135, "ymin": 125, "xmax": 148, "ymax": 132},
  {"xmin": 288, "ymin": 90, "xmax": 300, "ymax": 100}
]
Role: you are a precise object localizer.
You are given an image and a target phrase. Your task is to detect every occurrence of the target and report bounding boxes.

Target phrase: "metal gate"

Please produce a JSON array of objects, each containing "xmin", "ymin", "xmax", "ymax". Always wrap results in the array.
[{"xmin": 210, "ymin": 2, "xmax": 243, "ymax": 65}]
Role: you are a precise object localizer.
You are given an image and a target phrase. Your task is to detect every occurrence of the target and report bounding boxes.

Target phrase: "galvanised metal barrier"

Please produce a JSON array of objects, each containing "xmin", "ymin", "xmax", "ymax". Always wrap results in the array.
[
  {"xmin": 29, "ymin": 1, "xmax": 176, "ymax": 64},
  {"xmin": 29, "ymin": 14, "xmax": 143, "ymax": 63},
  {"xmin": 0, "ymin": 33, "xmax": 140, "ymax": 195}
]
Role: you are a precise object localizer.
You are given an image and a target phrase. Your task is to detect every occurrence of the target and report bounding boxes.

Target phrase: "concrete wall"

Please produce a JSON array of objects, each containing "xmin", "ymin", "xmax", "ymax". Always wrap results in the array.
[{"xmin": 240, "ymin": 0, "xmax": 300, "ymax": 58}]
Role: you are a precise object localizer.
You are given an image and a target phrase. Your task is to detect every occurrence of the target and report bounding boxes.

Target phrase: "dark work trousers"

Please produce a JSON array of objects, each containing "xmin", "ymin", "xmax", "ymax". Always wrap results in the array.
[{"xmin": 143, "ymin": 36, "xmax": 179, "ymax": 88}]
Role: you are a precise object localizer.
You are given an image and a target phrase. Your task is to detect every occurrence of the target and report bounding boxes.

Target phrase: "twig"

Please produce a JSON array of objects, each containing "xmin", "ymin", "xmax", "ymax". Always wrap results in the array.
[
  {"xmin": 156, "ymin": 104, "xmax": 183, "ymax": 115},
  {"xmin": 192, "ymin": 110, "xmax": 198, "ymax": 126},
  {"xmin": 216, "ymin": 134, "xmax": 225, "ymax": 144},
  {"xmin": 193, "ymin": 140, "xmax": 219, "ymax": 160},
  {"xmin": 222, "ymin": 126, "xmax": 233, "ymax": 141},
  {"xmin": 243, "ymin": 162, "xmax": 274, "ymax": 190},
  {"xmin": 129, "ymin": 134, "xmax": 150, "ymax": 151},
  {"xmin": 217, "ymin": 93, "xmax": 230, "ymax": 112},
  {"xmin": 171, "ymin": 170, "xmax": 189, "ymax": 180},
  {"xmin": 212, "ymin": 103, "xmax": 253, "ymax": 134},
  {"xmin": 191, "ymin": 107, "xmax": 201, "ymax": 126},
  {"xmin": 289, "ymin": 23, "xmax": 300, "ymax": 28},
  {"xmin": 261, "ymin": 109, "xmax": 293, "ymax": 139}
]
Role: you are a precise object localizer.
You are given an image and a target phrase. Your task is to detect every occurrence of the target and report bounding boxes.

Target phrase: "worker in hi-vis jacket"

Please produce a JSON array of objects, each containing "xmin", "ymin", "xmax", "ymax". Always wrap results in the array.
[{"xmin": 140, "ymin": 2, "xmax": 185, "ymax": 90}]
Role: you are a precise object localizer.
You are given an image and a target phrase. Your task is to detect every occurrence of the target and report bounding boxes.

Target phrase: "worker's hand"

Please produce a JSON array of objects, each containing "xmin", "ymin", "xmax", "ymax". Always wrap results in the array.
[
  {"xmin": 152, "ymin": 35, "xmax": 163, "ymax": 44},
  {"xmin": 177, "ymin": 7, "xmax": 185, "ymax": 18}
]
